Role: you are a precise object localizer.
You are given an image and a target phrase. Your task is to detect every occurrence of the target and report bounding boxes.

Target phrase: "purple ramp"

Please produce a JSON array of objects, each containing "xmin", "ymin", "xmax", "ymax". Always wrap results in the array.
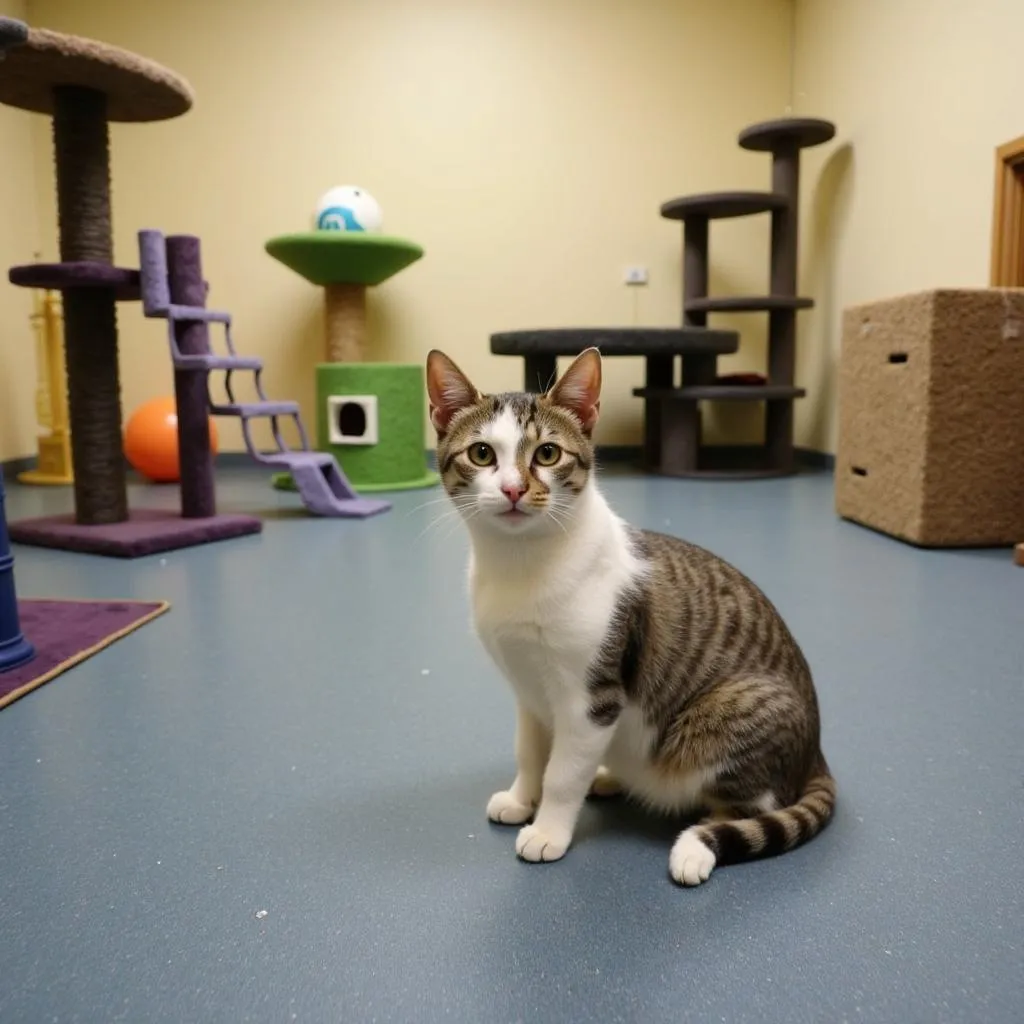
[{"xmin": 286, "ymin": 454, "xmax": 390, "ymax": 518}]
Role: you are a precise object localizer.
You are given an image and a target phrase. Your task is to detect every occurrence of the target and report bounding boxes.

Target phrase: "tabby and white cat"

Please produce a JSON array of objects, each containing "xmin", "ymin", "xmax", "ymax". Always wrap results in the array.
[{"xmin": 425, "ymin": 346, "xmax": 835, "ymax": 885}]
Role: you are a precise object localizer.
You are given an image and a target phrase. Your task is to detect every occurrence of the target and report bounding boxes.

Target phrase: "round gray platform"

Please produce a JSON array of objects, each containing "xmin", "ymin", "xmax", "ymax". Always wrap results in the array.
[
  {"xmin": 684, "ymin": 295, "xmax": 814, "ymax": 314},
  {"xmin": 660, "ymin": 191, "xmax": 787, "ymax": 221},
  {"xmin": 633, "ymin": 384, "xmax": 807, "ymax": 402},
  {"xmin": 490, "ymin": 326, "xmax": 738, "ymax": 358},
  {"xmin": 738, "ymin": 117, "xmax": 836, "ymax": 152}
]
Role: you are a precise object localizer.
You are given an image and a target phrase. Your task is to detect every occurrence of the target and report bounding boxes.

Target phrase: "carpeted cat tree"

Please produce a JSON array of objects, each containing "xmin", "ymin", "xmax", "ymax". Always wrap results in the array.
[
  {"xmin": 0, "ymin": 21, "xmax": 264, "ymax": 555},
  {"xmin": 265, "ymin": 225, "xmax": 438, "ymax": 494},
  {"xmin": 0, "ymin": 18, "xmax": 170, "ymax": 698},
  {"xmin": 652, "ymin": 117, "xmax": 836, "ymax": 477}
]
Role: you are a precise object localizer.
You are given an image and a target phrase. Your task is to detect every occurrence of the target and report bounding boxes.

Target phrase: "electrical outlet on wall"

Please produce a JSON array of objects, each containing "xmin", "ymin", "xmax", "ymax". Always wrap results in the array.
[{"xmin": 623, "ymin": 266, "xmax": 648, "ymax": 286}]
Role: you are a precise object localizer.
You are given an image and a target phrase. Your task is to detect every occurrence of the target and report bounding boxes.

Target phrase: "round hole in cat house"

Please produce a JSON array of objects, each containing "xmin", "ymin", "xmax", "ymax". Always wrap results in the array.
[
  {"xmin": 327, "ymin": 394, "xmax": 378, "ymax": 446},
  {"xmin": 337, "ymin": 401, "xmax": 367, "ymax": 439}
]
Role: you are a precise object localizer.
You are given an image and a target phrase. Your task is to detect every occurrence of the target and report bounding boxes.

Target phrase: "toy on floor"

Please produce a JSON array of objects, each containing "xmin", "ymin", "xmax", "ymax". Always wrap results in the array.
[
  {"xmin": 124, "ymin": 395, "xmax": 219, "ymax": 484},
  {"xmin": 0, "ymin": 466, "xmax": 35, "ymax": 673},
  {"xmin": 266, "ymin": 186, "xmax": 438, "ymax": 495},
  {"xmin": 18, "ymin": 289, "xmax": 73, "ymax": 486}
]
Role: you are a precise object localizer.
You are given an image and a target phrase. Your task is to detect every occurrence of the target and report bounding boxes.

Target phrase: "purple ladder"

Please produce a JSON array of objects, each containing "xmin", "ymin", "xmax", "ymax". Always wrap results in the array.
[{"xmin": 137, "ymin": 230, "xmax": 390, "ymax": 519}]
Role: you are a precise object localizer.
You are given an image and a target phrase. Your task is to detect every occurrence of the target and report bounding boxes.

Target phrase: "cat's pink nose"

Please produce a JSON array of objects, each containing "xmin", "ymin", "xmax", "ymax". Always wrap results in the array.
[{"xmin": 501, "ymin": 483, "xmax": 525, "ymax": 504}]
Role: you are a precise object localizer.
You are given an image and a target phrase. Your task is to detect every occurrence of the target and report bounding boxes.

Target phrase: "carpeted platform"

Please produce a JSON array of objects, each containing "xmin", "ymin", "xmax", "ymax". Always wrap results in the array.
[
  {"xmin": 0, "ymin": 599, "xmax": 169, "ymax": 709},
  {"xmin": 8, "ymin": 508, "xmax": 262, "ymax": 557}
]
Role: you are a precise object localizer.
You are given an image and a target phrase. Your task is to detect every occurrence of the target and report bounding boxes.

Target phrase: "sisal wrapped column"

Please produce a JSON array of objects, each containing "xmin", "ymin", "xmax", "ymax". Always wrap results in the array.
[
  {"xmin": 53, "ymin": 85, "xmax": 128, "ymax": 525},
  {"xmin": 324, "ymin": 283, "xmax": 367, "ymax": 362}
]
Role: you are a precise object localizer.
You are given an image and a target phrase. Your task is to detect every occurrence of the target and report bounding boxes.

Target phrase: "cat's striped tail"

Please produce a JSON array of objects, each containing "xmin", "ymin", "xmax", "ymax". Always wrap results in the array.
[{"xmin": 669, "ymin": 764, "xmax": 837, "ymax": 886}]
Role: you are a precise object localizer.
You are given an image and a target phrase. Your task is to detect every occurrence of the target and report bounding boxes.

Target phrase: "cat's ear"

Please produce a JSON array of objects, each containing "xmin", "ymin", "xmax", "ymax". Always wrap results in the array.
[
  {"xmin": 426, "ymin": 349, "xmax": 481, "ymax": 435},
  {"xmin": 546, "ymin": 347, "xmax": 602, "ymax": 435}
]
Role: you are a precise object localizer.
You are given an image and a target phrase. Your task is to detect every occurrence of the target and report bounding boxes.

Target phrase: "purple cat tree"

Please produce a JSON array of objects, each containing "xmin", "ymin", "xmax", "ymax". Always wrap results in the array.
[{"xmin": 137, "ymin": 230, "xmax": 390, "ymax": 520}]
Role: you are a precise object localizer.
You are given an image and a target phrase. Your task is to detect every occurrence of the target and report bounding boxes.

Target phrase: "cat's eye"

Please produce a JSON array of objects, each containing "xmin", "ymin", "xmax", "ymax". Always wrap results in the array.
[
  {"xmin": 534, "ymin": 443, "xmax": 562, "ymax": 467},
  {"xmin": 467, "ymin": 443, "xmax": 496, "ymax": 467}
]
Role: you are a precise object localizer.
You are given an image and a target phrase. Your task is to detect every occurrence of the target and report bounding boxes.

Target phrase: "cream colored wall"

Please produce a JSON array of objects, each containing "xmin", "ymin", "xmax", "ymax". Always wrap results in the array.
[
  {"xmin": 18, "ymin": 0, "xmax": 793, "ymax": 457},
  {"xmin": 793, "ymin": 0, "xmax": 1024, "ymax": 453},
  {"xmin": 0, "ymin": 0, "xmax": 41, "ymax": 462}
]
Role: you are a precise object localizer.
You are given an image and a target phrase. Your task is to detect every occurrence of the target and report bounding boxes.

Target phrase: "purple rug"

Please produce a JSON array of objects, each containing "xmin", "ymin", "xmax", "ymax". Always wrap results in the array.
[
  {"xmin": 8, "ymin": 509, "xmax": 262, "ymax": 558},
  {"xmin": 0, "ymin": 599, "xmax": 169, "ymax": 710}
]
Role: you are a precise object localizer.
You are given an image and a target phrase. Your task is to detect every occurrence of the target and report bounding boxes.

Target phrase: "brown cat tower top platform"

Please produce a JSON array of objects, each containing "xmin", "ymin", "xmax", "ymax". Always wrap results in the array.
[
  {"xmin": 0, "ymin": 26, "xmax": 192, "ymax": 120},
  {"xmin": 0, "ymin": 22, "xmax": 194, "ymax": 537}
]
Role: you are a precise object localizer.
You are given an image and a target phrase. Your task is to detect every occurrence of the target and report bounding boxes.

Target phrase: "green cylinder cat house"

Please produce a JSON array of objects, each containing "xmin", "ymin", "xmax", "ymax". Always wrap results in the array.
[
  {"xmin": 313, "ymin": 363, "xmax": 438, "ymax": 492},
  {"xmin": 265, "ymin": 187, "xmax": 437, "ymax": 493}
]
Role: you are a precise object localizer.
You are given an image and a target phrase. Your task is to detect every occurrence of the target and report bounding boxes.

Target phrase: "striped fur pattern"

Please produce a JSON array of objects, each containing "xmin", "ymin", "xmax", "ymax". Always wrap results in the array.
[{"xmin": 425, "ymin": 347, "xmax": 836, "ymax": 886}]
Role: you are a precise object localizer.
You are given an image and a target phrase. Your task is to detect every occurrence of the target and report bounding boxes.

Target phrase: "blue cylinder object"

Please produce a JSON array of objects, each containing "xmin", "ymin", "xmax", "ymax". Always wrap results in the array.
[{"xmin": 0, "ymin": 466, "xmax": 35, "ymax": 673}]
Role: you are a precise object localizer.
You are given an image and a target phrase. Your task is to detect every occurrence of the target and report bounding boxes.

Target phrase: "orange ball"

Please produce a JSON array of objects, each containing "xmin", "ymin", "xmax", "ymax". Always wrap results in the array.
[{"xmin": 123, "ymin": 396, "xmax": 219, "ymax": 483}]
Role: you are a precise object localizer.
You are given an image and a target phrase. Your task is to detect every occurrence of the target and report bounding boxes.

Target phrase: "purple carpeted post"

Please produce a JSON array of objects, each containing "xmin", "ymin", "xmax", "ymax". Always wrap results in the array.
[
  {"xmin": 166, "ymin": 235, "xmax": 215, "ymax": 519},
  {"xmin": 137, "ymin": 228, "xmax": 170, "ymax": 316}
]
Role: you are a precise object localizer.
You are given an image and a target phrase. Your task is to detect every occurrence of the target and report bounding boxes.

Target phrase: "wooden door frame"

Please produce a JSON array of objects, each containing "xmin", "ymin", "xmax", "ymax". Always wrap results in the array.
[{"xmin": 990, "ymin": 135, "xmax": 1024, "ymax": 286}]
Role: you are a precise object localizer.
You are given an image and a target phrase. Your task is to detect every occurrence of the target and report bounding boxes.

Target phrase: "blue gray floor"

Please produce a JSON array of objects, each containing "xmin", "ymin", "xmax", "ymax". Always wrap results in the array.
[{"xmin": 0, "ymin": 466, "xmax": 1021, "ymax": 1023}]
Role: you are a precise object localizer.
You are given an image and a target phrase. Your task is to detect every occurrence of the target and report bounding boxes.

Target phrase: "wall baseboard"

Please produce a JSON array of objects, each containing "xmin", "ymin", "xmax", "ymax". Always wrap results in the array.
[
  {"xmin": 0, "ymin": 456, "xmax": 38, "ymax": 477},
  {"xmin": 3, "ymin": 446, "xmax": 834, "ymax": 479},
  {"xmin": 592, "ymin": 445, "xmax": 835, "ymax": 470}
]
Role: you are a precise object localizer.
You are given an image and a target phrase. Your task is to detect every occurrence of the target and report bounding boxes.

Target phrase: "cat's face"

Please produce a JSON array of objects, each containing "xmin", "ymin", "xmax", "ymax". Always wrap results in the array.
[{"xmin": 426, "ymin": 348, "xmax": 602, "ymax": 537}]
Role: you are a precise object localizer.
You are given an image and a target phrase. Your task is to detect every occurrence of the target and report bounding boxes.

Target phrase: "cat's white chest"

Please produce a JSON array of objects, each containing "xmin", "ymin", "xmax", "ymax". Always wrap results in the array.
[{"xmin": 470, "ymin": 547, "xmax": 633, "ymax": 724}]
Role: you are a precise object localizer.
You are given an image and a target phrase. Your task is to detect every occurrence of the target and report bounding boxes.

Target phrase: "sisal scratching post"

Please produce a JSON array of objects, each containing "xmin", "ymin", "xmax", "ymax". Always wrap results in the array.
[
  {"xmin": 324, "ymin": 282, "xmax": 367, "ymax": 362},
  {"xmin": 265, "ymin": 232, "xmax": 423, "ymax": 365},
  {"xmin": 52, "ymin": 84, "xmax": 127, "ymax": 523}
]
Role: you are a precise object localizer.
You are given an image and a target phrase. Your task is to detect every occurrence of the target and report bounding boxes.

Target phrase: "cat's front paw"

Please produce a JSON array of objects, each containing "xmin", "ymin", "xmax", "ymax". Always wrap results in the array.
[
  {"xmin": 486, "ymin": 790, "xmax": 535, "ymax": 825},
  {"xmin": 515, "ymin": 823, "xmax": 570, "ymax": 863},
  {"xmin": 669, "ymin": 828, "xmax": 717, "ymax": 886}
]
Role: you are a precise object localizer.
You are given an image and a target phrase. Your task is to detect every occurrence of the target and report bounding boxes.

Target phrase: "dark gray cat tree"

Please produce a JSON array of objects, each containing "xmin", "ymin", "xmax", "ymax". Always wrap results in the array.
[{"xmin": 645, "ymin": 116, "xmax": 836, "ymax": 478}]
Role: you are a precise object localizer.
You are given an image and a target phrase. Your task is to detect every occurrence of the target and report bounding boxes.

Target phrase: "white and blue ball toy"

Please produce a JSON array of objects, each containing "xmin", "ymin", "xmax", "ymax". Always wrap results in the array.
[{"xmin": 314, "ymin": 186, "xmax": 383, "ymax": 233}]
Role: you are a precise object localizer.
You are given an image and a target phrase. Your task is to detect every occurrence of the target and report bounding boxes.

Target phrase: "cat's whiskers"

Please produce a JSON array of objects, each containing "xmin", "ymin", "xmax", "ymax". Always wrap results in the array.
[
  {"xmin": 407, "ymin": 495, "xmax": 465, "ymax": 518},
  {"xmin": 546, "ymin": 509, "xmax": 570, "ymax": 536},
  {"xmin": 548, "ymin": 496, "xmax": 579, "ymax": 527},
  {"xmin": 542, "ymin": 495, "xmax": 576, "ymax": 534},
  {"xmin": 419, "ymin": 498, "xmax": 477, "ymax": 539}
]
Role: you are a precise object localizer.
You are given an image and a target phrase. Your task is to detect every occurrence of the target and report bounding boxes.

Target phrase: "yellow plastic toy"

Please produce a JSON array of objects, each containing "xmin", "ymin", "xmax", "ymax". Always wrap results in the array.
[{"xmin": 18, "ymin": 288, "xmax": 73, "ymax": 486}]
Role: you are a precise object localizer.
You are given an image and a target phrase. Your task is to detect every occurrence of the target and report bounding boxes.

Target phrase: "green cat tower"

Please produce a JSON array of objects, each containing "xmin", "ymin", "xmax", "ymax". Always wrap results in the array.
[{"xmin": 265, "ymin": 231, "xmax": 438, "ymax": 493}]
